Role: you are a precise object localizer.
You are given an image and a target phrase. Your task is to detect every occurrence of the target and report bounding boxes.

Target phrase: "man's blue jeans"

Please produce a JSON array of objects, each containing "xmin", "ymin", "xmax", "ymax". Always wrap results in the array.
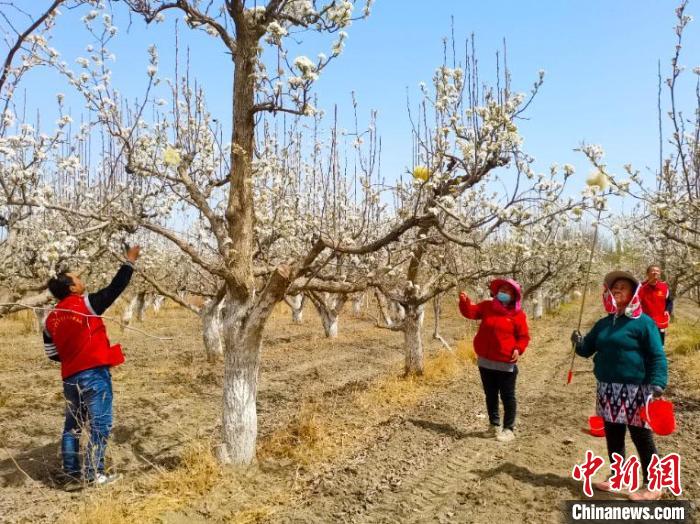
[{"xmin": 62, "ymin": 366, "xmax": 113, "ymax": 479}]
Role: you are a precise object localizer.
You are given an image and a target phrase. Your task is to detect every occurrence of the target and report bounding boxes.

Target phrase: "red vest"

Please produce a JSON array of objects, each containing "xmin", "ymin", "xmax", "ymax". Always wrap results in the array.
[
  {"xmin": 45, "ymin": 294, "xmax": 124, "ymax": 379},
  {"xmin": 638, "ymin": 280, "xmax": 670, "ymax": 330}
]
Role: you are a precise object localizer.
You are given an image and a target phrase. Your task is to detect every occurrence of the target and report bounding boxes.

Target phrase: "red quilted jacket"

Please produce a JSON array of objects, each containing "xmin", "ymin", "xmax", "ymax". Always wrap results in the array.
[{"xmin": 458, "ymin": 279, "xmax": 530, "ymax": 363}]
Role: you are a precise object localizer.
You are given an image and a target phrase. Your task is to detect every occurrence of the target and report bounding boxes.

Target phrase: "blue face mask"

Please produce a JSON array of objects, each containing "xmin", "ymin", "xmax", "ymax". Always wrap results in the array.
[{"xmin": 496, "ymin": 292, "xmax": 512, "ymax": 304}]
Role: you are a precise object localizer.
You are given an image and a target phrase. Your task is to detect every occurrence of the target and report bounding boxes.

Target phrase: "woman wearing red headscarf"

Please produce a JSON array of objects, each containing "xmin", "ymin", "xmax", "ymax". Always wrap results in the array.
[{"xmin": 458, "ymin": 278, "xmax": 530, "ymax": 442}]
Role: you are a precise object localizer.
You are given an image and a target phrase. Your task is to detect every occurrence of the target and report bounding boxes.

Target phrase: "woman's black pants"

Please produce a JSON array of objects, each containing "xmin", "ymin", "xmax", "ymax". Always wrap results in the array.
[
  {"xmin": 478, "ymin": 366, "xmax": 517, "ymax": 430},
  {"xmin": 603, "ymin": 421, "xmax": 658, "ymax": 483}
]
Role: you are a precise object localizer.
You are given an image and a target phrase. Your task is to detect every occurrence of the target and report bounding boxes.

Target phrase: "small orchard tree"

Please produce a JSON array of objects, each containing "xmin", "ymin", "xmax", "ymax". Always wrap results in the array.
[
  {"xmin": 500, "ymin": 216, "xmax": 590, "ymax": 318},
  {"xmin": 372, "ymin": 41, "xmax": 588, "ymax": 376},
  {"xmin": 250, "ymin": 106, "xmax": 385, "ymax": 338},
  {"xmin": 584, "ymin": 3, "xmax": 700, "ymax": 302},
  {"xmin": 0, "ymin": 3, "xmax": 137, "ymax": 315}
]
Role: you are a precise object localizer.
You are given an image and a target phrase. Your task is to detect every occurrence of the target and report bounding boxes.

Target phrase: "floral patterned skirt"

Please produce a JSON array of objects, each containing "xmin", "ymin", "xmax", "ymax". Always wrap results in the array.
[{"xmin": 596, "ymin": 382, "xmax": 654, "ymax": 428}]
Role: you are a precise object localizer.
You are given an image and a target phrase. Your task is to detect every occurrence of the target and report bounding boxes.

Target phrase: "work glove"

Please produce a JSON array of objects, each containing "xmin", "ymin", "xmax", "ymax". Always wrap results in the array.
[
  {"xmin": 651, "ymin": 385, "xmax": 665, "ymax": 399},
  {"xmin": 570, "ymin": 330, "xmax": 583, "ymax": 346}
]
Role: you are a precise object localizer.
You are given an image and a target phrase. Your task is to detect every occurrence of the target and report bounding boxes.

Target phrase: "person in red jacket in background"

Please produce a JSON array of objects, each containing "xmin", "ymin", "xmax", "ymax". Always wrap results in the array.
[
  {"xmin": 458, "ymin": 278, "xmax": 530, "ymax": 443},
  {"xmin": 43, "ymin": 245, "xmax": 140, "ymax": 490},
  {"xmin": 638, "ymin": 264, "xmax": 673, "ymax": 346}
]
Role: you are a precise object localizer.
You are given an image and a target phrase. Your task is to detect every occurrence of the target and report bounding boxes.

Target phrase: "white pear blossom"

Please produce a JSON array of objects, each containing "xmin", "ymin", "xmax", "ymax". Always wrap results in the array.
[{"xmin": 293, "ymin": 56, "xmax": 318, "ymax": 81}]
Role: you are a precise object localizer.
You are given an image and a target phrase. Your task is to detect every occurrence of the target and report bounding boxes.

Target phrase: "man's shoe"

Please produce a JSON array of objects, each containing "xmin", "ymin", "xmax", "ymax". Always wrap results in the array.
[
  {"xmin": 87, "ymin": 473, "xmax": 120, "ymax": 487},
  {"xmin": 496, "ymin": 428, "xmax": 515, "ymax": 442},
  {"xmin": 56, "ymin": 472, "xmax": 83, "ymax": 492}
]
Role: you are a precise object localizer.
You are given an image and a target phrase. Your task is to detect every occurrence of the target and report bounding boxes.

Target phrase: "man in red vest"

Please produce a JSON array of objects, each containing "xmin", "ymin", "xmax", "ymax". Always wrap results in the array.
[
  {"xmin": 43, "ymin": 246, "xmax": 140, "ymax": 489},
  {"xmin": 638, "ymin": 264, "xmax": 673, "ymax": 345}
]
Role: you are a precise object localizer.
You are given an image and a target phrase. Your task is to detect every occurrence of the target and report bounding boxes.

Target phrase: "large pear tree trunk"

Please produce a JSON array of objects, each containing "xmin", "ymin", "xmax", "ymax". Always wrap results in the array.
[
  {"xmin": 402, "ymin": 226, "xmax": 429, "ymax": 376},
  {"xmin": 216, "ymin": 21, "xmax": 312, "ymax": 463},
  {"xmin": 220, "ymin": 305, "xmax": 261, "ymax": 464},
  {"xmin": 218, "ymin": 267, "xmax": 289, "ymax": 464},
  {"xmin": 218, "ymin": 25, "xmax": 265, "ymax": 465}
]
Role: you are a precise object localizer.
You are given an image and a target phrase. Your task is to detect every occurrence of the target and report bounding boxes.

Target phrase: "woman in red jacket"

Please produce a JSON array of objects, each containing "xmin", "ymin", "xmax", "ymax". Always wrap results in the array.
[{"xmin": 459, "ymin": 278, "xmax": 531, "ymax": 442}]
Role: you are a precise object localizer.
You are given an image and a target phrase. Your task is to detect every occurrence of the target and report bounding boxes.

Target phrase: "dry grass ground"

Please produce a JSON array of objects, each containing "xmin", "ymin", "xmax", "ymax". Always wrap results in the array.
[{"xmin": 0, "ymin": 297, "xmax": 698, "ymax": 523}]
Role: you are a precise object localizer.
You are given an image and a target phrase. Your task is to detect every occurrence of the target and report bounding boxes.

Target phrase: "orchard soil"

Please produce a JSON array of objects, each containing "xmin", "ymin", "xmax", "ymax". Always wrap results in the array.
[{"xmin": 0, "ymin": 298, "xmax": 698, "ymax": 523}]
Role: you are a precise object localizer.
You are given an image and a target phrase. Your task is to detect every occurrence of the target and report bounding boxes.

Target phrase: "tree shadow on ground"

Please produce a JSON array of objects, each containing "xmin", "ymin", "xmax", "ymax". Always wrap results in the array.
[
  {"xmin": 471, "ymin": 462, "xmax": 626, "ymax": 500},
  {"xmin": 0, "ymin": 424, "xmax": 182, "ymax": 490},
  {"xmin": 0, "ymin": 441, "xmax": 62, "ymax": 489},
  {"xmin": 407, "ymin": 418, "xmax": 484, "ymax": 439}
]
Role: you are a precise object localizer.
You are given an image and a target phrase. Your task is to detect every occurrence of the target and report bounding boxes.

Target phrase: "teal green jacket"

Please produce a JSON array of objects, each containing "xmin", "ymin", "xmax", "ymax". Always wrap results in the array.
[{"xmin": 576, "ymin": 313, "xmax": 667, "ymax": 388}]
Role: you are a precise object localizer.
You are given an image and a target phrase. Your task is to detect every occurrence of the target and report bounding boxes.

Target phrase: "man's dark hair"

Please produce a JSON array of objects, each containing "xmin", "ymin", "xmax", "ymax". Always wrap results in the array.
[
  {"xmin": 646, "ymin": 264, "xmax": 662, "ymax": 274},
  {"xmin": 47, "ymin": 270, "xmax": 74, "ymax": 300}
]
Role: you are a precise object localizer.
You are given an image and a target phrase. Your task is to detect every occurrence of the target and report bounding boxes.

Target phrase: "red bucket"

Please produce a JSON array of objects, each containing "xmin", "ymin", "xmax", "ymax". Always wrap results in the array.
[
  {"xmin": 588, "ymin": 415, "xmax": 606, "ymax": 437},
  {"xmin": 641, "ymin": 399, "xmax": 676, "ymax": 436}
]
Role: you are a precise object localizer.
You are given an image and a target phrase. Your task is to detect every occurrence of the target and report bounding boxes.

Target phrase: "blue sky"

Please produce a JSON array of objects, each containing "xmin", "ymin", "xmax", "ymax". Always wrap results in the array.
[{"xmin": 8, "ymin": 1, "xmax": 700, "ymax": 211}]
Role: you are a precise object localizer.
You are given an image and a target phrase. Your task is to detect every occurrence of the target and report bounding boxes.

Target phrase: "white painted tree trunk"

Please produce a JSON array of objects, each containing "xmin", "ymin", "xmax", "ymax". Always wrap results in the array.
[
  {"xmin": 533, "ymin": 289, "xmax": 544, "ymax": 319},
  {"xmin": 310, "ymin": 292, "xmax": 347, "ymax": 338},
  {"xmin": 320, "ymin": 309, "xmax": 339, "ymax": 338},
  {"xmin": 31, "ymin": 309, "xmax": 46, "ymax": 333},
  {"xmin": 152, "ymin": 295, "xmax": 165, "ymax": 315},
  {"xmin": 374, "ymin": 289, "xmax": 394, "ymax": 327},
  {"xmin": 144, "ymin": 293, "xmax": 154, "ymax": 313},
  {"xmin": 286, "ymin": 294, "xmax": 305, "ymax": 324},
  {"xmin": 352, "ymin": 293, "xmax": 363, "ymax": 317},
  {"xmin": 390, "ymin": 300, "xmax": 406, "ymax": 321},
  {"xmin": 431, "ymin": 294, "xmax": 452, "ymax": 350},
  {"xmin": 545, "ymin": 294, "xmax": 561, "ymax": 314},
  {"xmin": 292, "ymin": 307, "xmax": 303, "ymax": 323},
  {"xmin": 403, "ymin": 304, "xmax": 425, "ymax": 376},
  {"xmin": 432, "ymin": 294, "xmax": 442, "ymax": 339},
  {"xmin": 121, "ymin": 295, "xmax": 137, "ymax": 326},
  {"xmin": 553, "ymin": 296, "xmax": 561, "ymax": 311},
  {"xmin": 202, "ymin": 297, "xmax": 224, "ymax": 362},
  {"xmin": 135, "ymin": 291, "xmax": 147, "ymax": 322},
  {"xmin": 218, "ymin": 305, "xmax": 261, "ymax": 465}
]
